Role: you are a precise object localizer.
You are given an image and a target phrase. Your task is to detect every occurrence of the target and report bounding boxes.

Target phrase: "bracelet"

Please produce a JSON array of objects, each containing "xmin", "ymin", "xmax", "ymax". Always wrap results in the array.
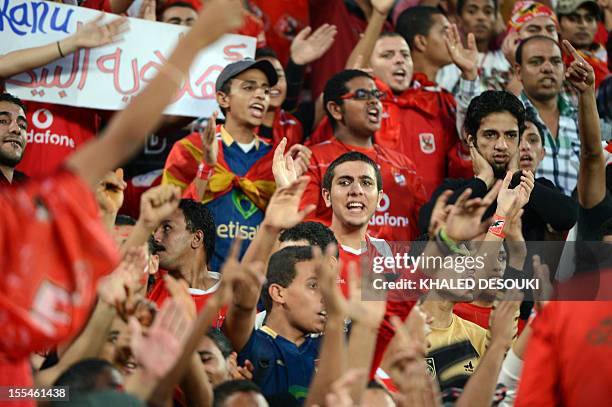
[
  {"xmin": 488, "ymin": 214, "xmax": 506, "ymax": 239},
  {"xmin": 196, "ymin": 163, "xmax": 215, "ymax": 181},
  {"xmin": 57, "ymin": 41, "xmax": 65, "ymax": 58},
  {"xmin": 437, "ymin": 228, "xmax": 470, "ymax": 256}
]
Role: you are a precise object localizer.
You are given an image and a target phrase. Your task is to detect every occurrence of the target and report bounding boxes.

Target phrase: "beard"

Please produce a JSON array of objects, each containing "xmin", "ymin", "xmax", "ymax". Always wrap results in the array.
[
  {"xmin": 0, "ymin": 148, "xmax": 23, "ymax": 168},
  {"xmin": 492, "ymin": 163, "xmax": 508, "ymax": 179}
]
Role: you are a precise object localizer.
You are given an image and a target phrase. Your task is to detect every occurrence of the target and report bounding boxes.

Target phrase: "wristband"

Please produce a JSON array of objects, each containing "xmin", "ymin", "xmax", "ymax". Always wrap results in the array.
[
  {"xmin": 57, "ymin": 41, "xmax": 65, "ymax": 58},
  {"xmin": 437, "ymin": 228, "xmax": 470, "ymax": 256},
  {"xmin": 196, "ymin": 163, "xmax": 214, "ymax": 181},
  {"xmin": 488, "ymin": 214, "xmax": 506, "ymax": 238}
]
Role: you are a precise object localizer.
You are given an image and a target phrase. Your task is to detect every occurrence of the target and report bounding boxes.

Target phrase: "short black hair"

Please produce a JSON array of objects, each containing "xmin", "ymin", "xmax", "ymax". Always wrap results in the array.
[
  {"xmin": 279, "ymin": 222, "xmax": 339, "ymax": 254},
  {"xmin": 464, "ymin": 90, "xmax": 526, "ymax": 140},
  {"xmin": 557, "ymin": 2, "xmax": 601, "ymax": 20},
  {"xmin": 206, "ymin": 328, "xmax": 233, "ymax": 359},
  {"xmin": 0, "ymin": 93, "xmax": 26, "ymax": 113},
  {"xmin": 179, "ymin": 199, "xmax": 216, "ymax": 265},
  {"xmin": 457, "ymin": 0, "xmax": 497, "ymax": 16},
  {"xmin": 524, "ymin": 106, "xmax": 546, "ymax": 147},
  {"xmin": 379, "ymin": 31, "xmax": 404, "ymax": 40},
  {"xmin": 54, "ymin": 359, "xmax": 117, "ymax": 392},
  {"xmin": 322, "ymin": 151, "xmax": 383, "ymax": 192},
  {"xmin": 213, "ymin": 380, "xmax": 263, "ymax": 407},
  {"xmin": 261, "ymin": 246, "xmax": 314, "ymax": 313},
  {"xmin": 515, "ymin": 35, "xmax": 562, "ymax": 65},
  {"xmin": 160, "ymin": 1, "xmax": 197, "ymax": 14},
  {"xmin": 396, "ymin": 6, "xmax": 444, "ymax": 48},
  {"xmin": 323, "ymin": 69, "xmax": 373, "ymax": 128},
  {"xmin": 115, "ymin": 214, "xmax": 136, "ymax": 226},
  {"xmin": 255, "ymin": 47, "xmax": 279, "ymax": 60}
]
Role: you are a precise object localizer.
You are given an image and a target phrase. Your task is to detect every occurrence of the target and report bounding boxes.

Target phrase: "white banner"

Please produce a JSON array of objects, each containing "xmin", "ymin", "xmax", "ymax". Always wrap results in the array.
[{"xmin": 0, "ymin": 0, "xmax": 256, "ymax": 117}]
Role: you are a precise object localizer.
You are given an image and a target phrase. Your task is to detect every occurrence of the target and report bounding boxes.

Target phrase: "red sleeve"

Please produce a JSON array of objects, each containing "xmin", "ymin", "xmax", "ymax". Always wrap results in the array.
[
  {"xmin": 447, "ymin": 140, "xmax": 474, "ymax": 179},
  {"xmin": 515, "ymin": 304, "xmax": 560, "ymax": 407}
]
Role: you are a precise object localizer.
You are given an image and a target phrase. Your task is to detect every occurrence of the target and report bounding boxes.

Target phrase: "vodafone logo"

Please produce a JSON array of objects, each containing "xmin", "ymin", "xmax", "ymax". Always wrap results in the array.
[
  {"xmin": 32, "ymin": 109, "xmax": 53, "ymax": 129},
  {"xmin": 377, "ymin": 193, "xmax": 390, "ymax": 212},
  {"xmin": 370, "ymin": 193, "xmax": 410, "ymax": 227}
]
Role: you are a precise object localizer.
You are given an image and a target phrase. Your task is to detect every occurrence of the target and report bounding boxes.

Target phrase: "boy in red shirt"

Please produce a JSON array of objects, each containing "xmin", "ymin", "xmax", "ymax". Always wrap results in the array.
[{"xmin": 300, "ymin": 69, "xmax": 427, "ymax": 244}]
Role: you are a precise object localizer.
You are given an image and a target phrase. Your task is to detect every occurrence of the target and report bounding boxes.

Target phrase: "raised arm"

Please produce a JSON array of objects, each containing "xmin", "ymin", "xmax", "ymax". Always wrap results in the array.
[
  {"xmin": 0, "ymin": 14, "xmax": 127, "ymax": 80},
  {"xmin": 65, "ymin": 0, "xmax": 244, "ymax": 188},
  {"xmin": 224, "ymin": 177, "xmax": 316, "ymax": 351},
  {"xmin": 346, "ymin": 0, "xmax": 395, "ymax": 69},
  {"xmin": 563, "ymin": 40, "xmax": 606, "ymax": 209}
]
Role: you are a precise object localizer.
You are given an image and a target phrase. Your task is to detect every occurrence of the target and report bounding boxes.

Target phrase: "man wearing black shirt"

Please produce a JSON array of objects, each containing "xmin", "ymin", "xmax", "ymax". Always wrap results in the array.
[
  {"xmin": 418, "ymin": 90, "xmax": 577, "ymax": 242},
  {"xmin": 0, "ymin": 93, "xmax": 27, "ymax": 185}
]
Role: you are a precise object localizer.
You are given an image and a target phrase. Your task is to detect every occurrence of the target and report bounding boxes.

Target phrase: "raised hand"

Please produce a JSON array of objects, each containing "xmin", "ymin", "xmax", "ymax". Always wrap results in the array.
[
  {"xmin": 139, "ymin": 184, "xmax": 182, "ymax": 230},
  {"xmin": 287, "ymin": 144, "xmax": 312, "ymax": 178},
  {"xmin": 199, "ymin": 112, "xmax": 219, "ymax": 166},
  {"xmin": 313, "ymin": 245, "xmax": 347, "ymax": 319},
  {"xmin": 371, "ymin": 0, "xmax": 396, "ymax": 14},
  {"xmin": 263, "ymin": 176, "xmax": 316, "ymax": 230},
  {"xmin": 444, "ymin": 23, "xmax": 479, "ymax": 80},
  {"xmin": 445, "ymin": 182, "xmax": 502, "ymax": 241},
  {"xmin": 563, "ymin": 40, "xmax": 595, "ymax": 93},
  {"xmin": 196, "ymin": 0, "xmax": 244, "ymax": 42},
  {"xmin": 98, "ymin": 245, "xmax": 148, "ymax": 310},
  {"xmin": 130, "ymin": 299, "xmax": 193, "ymax": 380},
  {"xmin": 346, "ymin": 262, "xmax": 387, "ymax": 328},
  {"xmin": 228, "ymin": 352, "xmax": 254, "ymax": 380},
  {"xmin": 73, "ymin": 13, "xmax": 129, "ymax": 49},
  {"xmin": 489, "ymin": 291, "xmax": 523, "ymax": 350},
  {"xmin": 496, "ymin": 170, "xmax": 534, "ymax": 218},
  {"xmin": 138, "ymin": 0, "xmax": 157, "ymax": 21},
  {"xmin": 428, "ymin": 190, "xmax": 454, "ymax": 236},
  {"xmin": 501, "ymin": 30, "xmax": 520, "ymax": 65},
  {"xmin": 272, "ymin": 138, "xmax": 297, "ymax": 188},
  {"xmin": 469, "ymin": 143, "xmax": 495, "ymax": 188},
  {"xmin": 216, "ymin": 238, "xmax": 265, "ymax": 307},
  {"xmin": 96, "ymin": 168, "xmax": 127, "ymax": 216},
  {"xmin": 290, "ymin": 24, "xmax": 338, "ymax": 65}
]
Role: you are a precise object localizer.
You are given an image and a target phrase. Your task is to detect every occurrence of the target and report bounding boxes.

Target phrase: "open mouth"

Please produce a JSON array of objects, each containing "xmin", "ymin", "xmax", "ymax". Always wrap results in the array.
[
  {"xmin": 520, "ymin": 154, "xmax": 533, "ymax": 165},
  {"xmin": 347, "ymin": 201, "xmax": 366, "ymax": 213},
  {"xmin": 367, "ymin": 106, "xmax": 380, "ymax": 123},
  {"xmin": 539, "ymin": 77, "xmax": 556, "ymax": 86},
  {"xmin": 270, "ymin": 89, "xmax": 281, "ymax": 98},
  {"xmin": 318, "ymin": 310, "xmax": 327, "ymax": 321},
  {"xmin": 249, "ymin": 103, "xmax": 265, "ymax": 118},
  {"xmin": 392, "ymin": 68, "xmax": 407, "ymax": 81}
]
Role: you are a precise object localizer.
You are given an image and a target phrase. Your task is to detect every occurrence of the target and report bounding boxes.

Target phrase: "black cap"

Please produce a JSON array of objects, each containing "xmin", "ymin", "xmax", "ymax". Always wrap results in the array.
[{"xmin": 215, "ymin": 58, "xmax": 278, "ymax": 92}]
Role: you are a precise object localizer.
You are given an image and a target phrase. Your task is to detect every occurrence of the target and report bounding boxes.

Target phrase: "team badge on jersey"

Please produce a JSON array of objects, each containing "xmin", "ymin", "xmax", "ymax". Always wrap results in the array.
[
  {"xmin": 393, "ymin": 171, "xmax": 406, "ymax": 186},
  {"xmin": 419, "ymin": 133, "xmax": 436, "ymax": 154},
  {"xmin": 425, "ymin": 358, "xmax": 436, "ymax": 377}
]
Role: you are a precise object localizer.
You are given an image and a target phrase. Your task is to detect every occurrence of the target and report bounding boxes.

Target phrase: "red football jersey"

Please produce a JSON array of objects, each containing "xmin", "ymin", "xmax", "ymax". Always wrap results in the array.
[
  {"xmin": 375, "ymin": 78, "xmax": 473, "ymax": 197},
  {"xmin": 0, "ymin": 169, "xmax": 120, "ymax": 393},
  {"xmin": 300, "ymin": 138, "xmax": 427, "ymax": 243},
  {"xmin": 516, "ymin": 299, "xmax": 612, "ymax": 406},
  {"xmin": 147, "ymin": 271, "xmax": 227, "ymax": 328},
  {"xmin": 17, "ymin": 102, "xmax": 99, "ymax": 178}
]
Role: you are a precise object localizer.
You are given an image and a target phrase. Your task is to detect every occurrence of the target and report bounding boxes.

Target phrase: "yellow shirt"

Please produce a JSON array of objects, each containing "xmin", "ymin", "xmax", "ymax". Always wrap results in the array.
[{"xmin": 425, "ymin": 313, "xmax": 488, "ymax": 390}]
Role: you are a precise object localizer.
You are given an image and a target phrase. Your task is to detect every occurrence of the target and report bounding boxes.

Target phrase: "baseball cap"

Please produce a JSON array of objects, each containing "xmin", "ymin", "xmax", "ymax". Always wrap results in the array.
[
  {"xmin": 215, "ymin": 58, "xmax": 278, "ymax": 93},
  {"xmin": 556, "ymin": 0, "xmax": 600, "ymax": 15}
]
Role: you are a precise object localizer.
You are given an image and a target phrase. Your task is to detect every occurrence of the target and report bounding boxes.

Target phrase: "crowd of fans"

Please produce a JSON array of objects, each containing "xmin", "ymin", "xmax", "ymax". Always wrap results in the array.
[{"xmin": 1, "ymin": 0, "xmax": 611, "ymax": 406}]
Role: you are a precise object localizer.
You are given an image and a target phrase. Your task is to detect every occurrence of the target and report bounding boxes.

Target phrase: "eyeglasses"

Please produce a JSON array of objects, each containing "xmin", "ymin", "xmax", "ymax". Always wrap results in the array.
[{"xmin": 340, "ymin": 88, "xmax": 385, "ymax": 101}]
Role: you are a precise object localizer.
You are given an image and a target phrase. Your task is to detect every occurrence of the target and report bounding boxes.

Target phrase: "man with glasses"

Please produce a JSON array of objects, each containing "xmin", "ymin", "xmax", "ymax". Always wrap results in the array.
[
  {"xmin": 163, "ymin": 58, "xmax": 279, "ymax": 270},
  {"xmin": 300, "ymin": 69, "xmax": 427, "ymax": 243}
]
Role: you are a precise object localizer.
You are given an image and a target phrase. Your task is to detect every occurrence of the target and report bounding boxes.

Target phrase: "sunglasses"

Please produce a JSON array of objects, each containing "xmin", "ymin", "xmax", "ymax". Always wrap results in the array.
[{"xmin": 340, "ymin": 88, "xmax": 385, "ymax": 101}]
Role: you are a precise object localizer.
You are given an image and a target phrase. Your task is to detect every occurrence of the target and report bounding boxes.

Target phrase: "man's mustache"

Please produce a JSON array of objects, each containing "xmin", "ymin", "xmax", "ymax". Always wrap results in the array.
[{"xmin": 148, "ymin": 235, "xmax": 166, "ymax": 254}]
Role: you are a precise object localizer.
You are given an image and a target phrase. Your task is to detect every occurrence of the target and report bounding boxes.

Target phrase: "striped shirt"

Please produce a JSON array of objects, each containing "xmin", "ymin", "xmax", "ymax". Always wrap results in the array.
[{"xmin": 520, "ymin": 93, "xmax": 580, "ymax": 196}]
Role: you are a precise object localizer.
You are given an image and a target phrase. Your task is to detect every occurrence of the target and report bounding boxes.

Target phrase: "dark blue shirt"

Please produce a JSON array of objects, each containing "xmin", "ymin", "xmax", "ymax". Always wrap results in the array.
[{"xmin": 237, "ymin": 326, "xmax": 321, "ymax": 404}]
